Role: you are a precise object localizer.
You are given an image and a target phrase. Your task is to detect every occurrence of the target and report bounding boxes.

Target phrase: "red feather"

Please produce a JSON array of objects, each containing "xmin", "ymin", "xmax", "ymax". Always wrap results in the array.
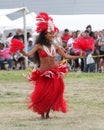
[
  {"xmin": 73, "ymin": 36, "xmax": 94, "ymax": 51},
  {"xmin": 36, "ymin": 22, "xmax": 48, "ymax": 32},
  {"xmin": 36, "ymin": 12, "xmax": 49, "ymax": 21},
  {"xmin": 10, "ymin": 38, "xmax": 25, "ymax": 53},
  {"xmin": 35, "ymin": 12, "xmax": 59, "ymax": 33}
]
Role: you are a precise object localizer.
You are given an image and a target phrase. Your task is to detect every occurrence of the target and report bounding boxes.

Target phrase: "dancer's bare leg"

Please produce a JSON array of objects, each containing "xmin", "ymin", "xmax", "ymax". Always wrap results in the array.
[{"xmin": 46, "ymin": 109, "xmax": 50, "ymax": 119}]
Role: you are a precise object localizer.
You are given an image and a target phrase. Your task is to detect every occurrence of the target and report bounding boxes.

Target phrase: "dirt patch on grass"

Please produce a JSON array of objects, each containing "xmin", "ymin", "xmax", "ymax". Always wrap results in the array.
[{"xmin": 0, "ymin": 72, "xmax": 104, "ymax": 130}]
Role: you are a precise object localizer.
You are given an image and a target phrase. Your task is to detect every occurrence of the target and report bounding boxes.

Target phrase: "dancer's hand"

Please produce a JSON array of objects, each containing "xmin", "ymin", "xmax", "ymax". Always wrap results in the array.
[{"xmin": 80, "ymin": 50, "xmax": 85, "ymax": 58}]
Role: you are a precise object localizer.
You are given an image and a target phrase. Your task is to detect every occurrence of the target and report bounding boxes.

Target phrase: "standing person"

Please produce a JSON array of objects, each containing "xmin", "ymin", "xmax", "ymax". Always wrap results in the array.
[
  {"xmin": 61, "ymin": 29, "xmax": 71, "ymax": 44},
  {"xmin": 11, "ymin": 12, "xmax": 83, "ymax": 119},
  {"xmin": 67, "ymin": 31, "xmax": 78, "ymax": 71},
  {"xmin": 52, "ymin": 29, "xmax": 65, "ymax": 62},
  {"xmin": 93, "ymin": 31, "xmax": 100, "ymax": 72},
  {"xmin": 82, "ymin": 30, "xmax": 95, "ymax": 72},
  {"xmin": 86, "ymin": 25, "xmax": 94, "ymax": 38},
  {"xmin": 98, "ymin": 30, "xmax": 104, "ymax": 72}
]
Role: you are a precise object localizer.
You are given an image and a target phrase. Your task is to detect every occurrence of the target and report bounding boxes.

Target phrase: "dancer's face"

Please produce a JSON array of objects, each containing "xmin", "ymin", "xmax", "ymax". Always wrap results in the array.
[{"xmin": 45, "ymin": 32, "xmax": 55, "ymax": 41}]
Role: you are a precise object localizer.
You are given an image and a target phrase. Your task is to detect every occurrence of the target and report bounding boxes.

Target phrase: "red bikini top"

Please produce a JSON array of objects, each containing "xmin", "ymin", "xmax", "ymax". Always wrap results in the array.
[
  {"xmin": 38, "ymin": 50, "xmax": 48, "ymax": 58},
  {"xmin": 38, "ymin": 45, "xmax": 56, "ymax": 58}
]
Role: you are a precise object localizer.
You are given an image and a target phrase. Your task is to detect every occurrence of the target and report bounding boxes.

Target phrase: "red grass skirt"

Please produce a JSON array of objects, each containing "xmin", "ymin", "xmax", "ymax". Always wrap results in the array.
[{"xmin": 28, "ymin": 63, "xmax": 68, "ymax": 115}]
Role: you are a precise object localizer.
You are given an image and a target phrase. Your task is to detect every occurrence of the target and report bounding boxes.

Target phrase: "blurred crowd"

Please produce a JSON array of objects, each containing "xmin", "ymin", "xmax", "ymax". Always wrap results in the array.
[
  {"xmin": 0, "ymin": 25, "xmax": 104, "ymax": 73},
  {"xmin": 0, "ymin": 29, "xmax": 34, "ymax": 70}
]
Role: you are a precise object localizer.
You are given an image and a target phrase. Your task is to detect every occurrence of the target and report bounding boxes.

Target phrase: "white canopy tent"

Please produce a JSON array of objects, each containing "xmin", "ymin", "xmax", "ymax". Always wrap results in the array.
[
  {"xmin": 0, "ymin": 7, "xmax": 29, "ymax": 42},
  {"xmin": 0, "ymin": 7, "xmax": 28, "ymax": 16},
  {"xmin": 10, "ymin": 13, "xmax": 104, "ymax": 34},
  {"xmin": 0, "ymin": 7, "xmax": 29, "ymax": 32},
  {"xmin": 0, "ymin": 15, "xmax": 13, "ymax": 33},
  {"xmin": 12, "ymin": 12, "xmax": 37, "ymax": 32},
  {"xmin": 0, "ymin": 7, "xmax": 29, "ymax": 37},
  {"xmin": 51, "ymin": 14, "xmax": 104, "ymax": 31},
  {"xmin": 0, "ymin": 7, "xmax": 29, "ymax": 67}
]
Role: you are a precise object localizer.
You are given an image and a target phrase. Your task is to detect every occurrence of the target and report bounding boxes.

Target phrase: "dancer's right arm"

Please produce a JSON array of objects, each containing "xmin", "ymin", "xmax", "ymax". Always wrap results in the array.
[{"xmin": 20, "ymin": 44, "xmax": 39, "ymax": 57}]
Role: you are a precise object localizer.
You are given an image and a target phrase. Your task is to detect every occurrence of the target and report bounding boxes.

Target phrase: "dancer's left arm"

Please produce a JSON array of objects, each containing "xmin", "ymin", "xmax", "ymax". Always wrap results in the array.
[{"xmin": 55, "ymin": 44, "xmax": 83, "ymax": 60}]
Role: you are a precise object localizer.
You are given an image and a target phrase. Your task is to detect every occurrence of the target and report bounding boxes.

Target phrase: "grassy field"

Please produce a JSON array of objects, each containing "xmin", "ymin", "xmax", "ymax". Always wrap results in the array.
[{"xmin": 0, "ymin": 70, "xmax": 104, "ymax": 130}]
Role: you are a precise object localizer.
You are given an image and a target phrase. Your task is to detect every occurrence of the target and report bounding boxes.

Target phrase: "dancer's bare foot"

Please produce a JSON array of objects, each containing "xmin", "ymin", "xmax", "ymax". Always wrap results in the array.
[
  {"xmin": 41, "ymin": 113, "xmax": 45, "ymax": 119},
  {"xmin": 46, "ymin": 114, "xmax": 50, "ymax": 119}
]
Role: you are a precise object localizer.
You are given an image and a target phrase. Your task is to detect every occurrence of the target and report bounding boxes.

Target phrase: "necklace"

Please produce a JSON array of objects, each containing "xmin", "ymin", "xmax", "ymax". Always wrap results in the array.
[{"xmin": 43, "ymin": 44, "xmax": 56, "ymax": 57}]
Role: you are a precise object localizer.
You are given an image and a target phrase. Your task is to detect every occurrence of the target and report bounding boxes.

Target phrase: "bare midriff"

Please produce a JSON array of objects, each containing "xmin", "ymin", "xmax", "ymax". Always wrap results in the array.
[{"xmin": 39, "ymin": 56, "xmax": 56, "ymax": 71}]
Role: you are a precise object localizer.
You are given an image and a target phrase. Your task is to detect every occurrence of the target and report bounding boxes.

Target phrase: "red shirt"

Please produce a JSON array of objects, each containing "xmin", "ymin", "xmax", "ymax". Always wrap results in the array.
[{"xmin": 61, "ymin": 34, "xmax": 71, "ymax": 43}]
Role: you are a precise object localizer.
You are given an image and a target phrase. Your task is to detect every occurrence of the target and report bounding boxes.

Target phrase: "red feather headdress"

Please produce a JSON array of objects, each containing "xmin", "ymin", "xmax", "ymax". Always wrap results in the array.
[{"xmin": 36, "ymin": 12, "xmax": 59, "ymax": 33}]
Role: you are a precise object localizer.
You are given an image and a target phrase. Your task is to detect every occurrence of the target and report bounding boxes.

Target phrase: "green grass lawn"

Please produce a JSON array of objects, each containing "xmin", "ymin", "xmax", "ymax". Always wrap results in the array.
[{"xmin": 0, "ymin": 70, "xmax": 104, "ymax": 130}]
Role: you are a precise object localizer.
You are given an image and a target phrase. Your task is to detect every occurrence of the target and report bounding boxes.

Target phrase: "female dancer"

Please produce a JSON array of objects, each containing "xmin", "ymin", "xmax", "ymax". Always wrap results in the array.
[{"xmin": 12, "ymin": 12, "xmax": 83, "ymax": 119}]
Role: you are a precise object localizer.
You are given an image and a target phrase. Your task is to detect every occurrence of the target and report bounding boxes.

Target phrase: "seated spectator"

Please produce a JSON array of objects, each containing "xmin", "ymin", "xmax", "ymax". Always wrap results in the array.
[
  {"xmin": 13, "ymin": 29, "xmax": 24, "ymax": 42},
  {"xmin": 6, "ymin": 32, "xmax": 13, "ymax": 47},
  {"xmin": 27, "ymin": 37, "xmax": 34, "ymax": 62},
  {"xmin": 12, "ymin": 29, "xmax": 25, "ymax": 69},
  {"xmin": 27, "ymin": 38, "xmax": 34, "ymax": 52},
  {"xmin": 0, "ymin": 43, "xmax": 13, "ymax": 70},
  {"xmin": 13, "ymin": 51, "xmax": 25, "ymax": 70},
  {"xmin": 27, "ymin": 32, "xmax": 32, "ymax": 41}
]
